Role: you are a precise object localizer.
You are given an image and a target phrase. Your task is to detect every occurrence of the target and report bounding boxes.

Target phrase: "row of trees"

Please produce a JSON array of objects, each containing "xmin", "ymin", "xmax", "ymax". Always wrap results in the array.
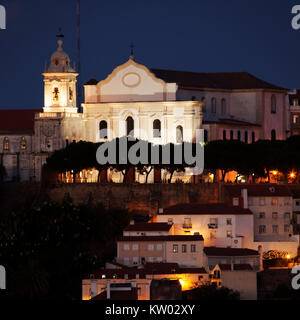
[{"xmin": 46, "ymin": 136, "xmax": 300, "ymax": 183}]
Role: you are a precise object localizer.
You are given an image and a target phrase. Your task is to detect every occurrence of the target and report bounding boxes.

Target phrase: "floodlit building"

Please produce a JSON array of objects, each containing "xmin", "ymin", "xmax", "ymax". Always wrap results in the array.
[{"xmin": 0, "ymin": 38, "xmax": 290, "ymax": 182}]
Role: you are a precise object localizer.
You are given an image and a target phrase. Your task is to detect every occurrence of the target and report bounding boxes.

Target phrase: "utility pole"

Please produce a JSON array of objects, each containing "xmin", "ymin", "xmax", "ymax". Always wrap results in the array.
[{"xmin": 77, "ymin": 0, "xmax": 81, "ymax": 111}]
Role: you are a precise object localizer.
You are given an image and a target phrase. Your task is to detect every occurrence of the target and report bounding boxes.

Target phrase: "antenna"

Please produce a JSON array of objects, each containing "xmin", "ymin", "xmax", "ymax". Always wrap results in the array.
[{"xmin": 77, "ymin": 0, "xmax": 81, "ymax": 111}]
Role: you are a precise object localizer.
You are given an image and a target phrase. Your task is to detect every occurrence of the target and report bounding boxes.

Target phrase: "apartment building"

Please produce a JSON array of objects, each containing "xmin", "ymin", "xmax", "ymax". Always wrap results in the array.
[
  {"xmin": 225, "ymin": 185, "xmax": 300, "ymax": 256},
  {"xmin": 155, "ymin": 203, "xmax": 253, "ymax": 248}
]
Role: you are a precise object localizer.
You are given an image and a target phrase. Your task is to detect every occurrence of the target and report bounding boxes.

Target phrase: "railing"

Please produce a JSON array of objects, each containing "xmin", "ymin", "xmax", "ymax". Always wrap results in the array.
[{"xmin": 182, "ymin": 223, "xmax": 192, "ymax": 229}]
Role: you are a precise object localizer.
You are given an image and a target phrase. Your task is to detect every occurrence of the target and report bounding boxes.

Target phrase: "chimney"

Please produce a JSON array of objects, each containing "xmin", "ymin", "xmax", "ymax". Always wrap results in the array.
[
  {"xmin": 107, "ymin": 282, "xmax": 111, "ymax": 300},
  {"xmin": 241, "ymin": 189, "xmax": 248, "ymax": 209}
]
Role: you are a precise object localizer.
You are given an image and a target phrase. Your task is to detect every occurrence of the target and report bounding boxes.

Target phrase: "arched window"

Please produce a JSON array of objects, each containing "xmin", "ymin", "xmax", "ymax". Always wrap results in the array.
[
  {"xmin": 3, "ymin": 137, "xmax": 9, "ymax": 150},
  {"xmin": 252, "ymin": 132, "xmax": 255, "ymax": 143},
  {"xmin": 126, "ymin": 117, "xmax": 134, "ymax": 137},
  {"xmin": 204, "ymin": 130, "xmax": 208, "ymax": 143},
  {"xmin": 237, "ymin": 131, "xmax": 241, "ymax": 141},
  {"xmin": 223, "ymin": 130, "xmax": 227, "ymax": 140},
  {"xmin": 244, "ymin": 131, "xmax": 248, "ymax": 143},
  {"xmin": 99, "ymin": 120, "xmax": 108, "ymax": 139},
  {"xmin": 153, "ymin": 119, "xmax": 161, "ymax": 138},
  {"xmin": 230, "ymin": 130, "xmax": 234, "ymax": 140},
  {"xmin": 271, "ymin": 95, "xmax": 277, "ymax": 114},
  {"xmin": 221, "ymin": 99, "xmax": 226, "ymax": 115},
  {"xmin": 20, "ymin": 137, "xmax": 26, "ymax": 150},
  {"xmin": 176, "ymin": 125, "xmax": 183, "ymax": 143},
  {"xmin": 271, "ymin": 129, "xmax": 276, "ymax": 141},
  {"xmin": 211, "ymin": 98, "xmax": 216, "ymax": 114}
]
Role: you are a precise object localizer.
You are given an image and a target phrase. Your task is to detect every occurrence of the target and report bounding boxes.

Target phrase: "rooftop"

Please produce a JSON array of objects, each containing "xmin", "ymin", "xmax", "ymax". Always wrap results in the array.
[
  {"xmin": 218, "ymin": 264, "xmax": 254, "ymax": 271},
  {"xmin": 118, "ymin": 235, "xmax": 204, "ymax": 242},
  {"xmin": 160, "ymin": 203, "xmax": 252, "ymax": 215},
  {"xmin": 124, "ymin": 222, "xmax": 172, "ymax": 232},
  {"xmin": 150, "ymin": 69, "xmax": 287, "ymax": 91},
  {"xmin": 225, "ymin": 184, "xmax": 292, "ymax": 197},
  {"xmin": 204, "ymin": 247, "xmax": 259, "ymax": 257},
  {"xmin": 0, "ymin": 109, "xmax": 42, "ymax": 133}
]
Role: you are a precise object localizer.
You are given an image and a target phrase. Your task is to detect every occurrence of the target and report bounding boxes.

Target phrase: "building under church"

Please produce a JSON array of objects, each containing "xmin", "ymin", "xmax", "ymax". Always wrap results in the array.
[{"xmin": 0, "ymin": 38, "xmax": 290, "ymax": 182}]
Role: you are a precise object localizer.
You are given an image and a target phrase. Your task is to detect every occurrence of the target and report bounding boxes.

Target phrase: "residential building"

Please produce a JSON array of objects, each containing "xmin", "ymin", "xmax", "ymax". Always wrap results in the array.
[{"xmin": 155, "ymin": 202, "xmax": 253, "ymax": 248}]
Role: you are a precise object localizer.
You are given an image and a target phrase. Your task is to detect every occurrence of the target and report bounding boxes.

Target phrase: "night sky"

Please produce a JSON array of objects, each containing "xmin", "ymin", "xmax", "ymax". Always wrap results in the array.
[{"xmin": 1, "ymin": 0, "xmax": 299, "ymax": 109}]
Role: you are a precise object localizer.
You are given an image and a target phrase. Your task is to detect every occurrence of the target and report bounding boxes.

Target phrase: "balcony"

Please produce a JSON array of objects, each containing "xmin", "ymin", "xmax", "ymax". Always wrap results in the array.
[
  {"xmin": 208, "ymin": 223, "xmax": 218, "ymax": 229},
  {"xmin": 183, "ymin": 223, "xmax": 192, "ymax": 229}
]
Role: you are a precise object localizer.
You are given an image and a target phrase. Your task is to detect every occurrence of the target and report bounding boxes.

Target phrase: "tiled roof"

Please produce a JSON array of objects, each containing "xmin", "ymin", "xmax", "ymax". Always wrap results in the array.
[
  {"xmin": 118, "ymin": 235, "xmax": 204, "ymax": 242},
  {"xmin": 219, "ymin": 264, "xmax": 254, "ymax": 271},
  {"xmin": 160, "ymin": 203, "xmax": 252, "ymax": 215},
  {"xmin": 225, "ymin": 184, "xmax": 292, "ymax": 197},
  {"xmin": 203, "ymin": 118, "xmax": 261, "ymax": 127},
  {"xmin": 92, "ymin": 288, "xmax": 138, "ymax": 300},
  {"xmin": 151, "ymin": 69, "xmax": 287, "ymax": 91},
  {"xmin": 0, "ymin": 109, "xmax": 42, "ymax": 133},
  {"xmin": 85, "ymin": 77, "xmax": 98, "ymax": 85},
  {"xmin": 204, "ymin": 247, "xmax": 259, "ymax": 257},
  {"xmin": 124, "ymin": 222, "xmax": 172, "ymax": 232}
]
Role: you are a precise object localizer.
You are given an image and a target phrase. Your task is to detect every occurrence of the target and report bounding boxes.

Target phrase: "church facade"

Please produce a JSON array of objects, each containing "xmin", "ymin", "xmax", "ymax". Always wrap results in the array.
[{"xmin": 0, "ymin": 39, "xmax": 289, "ymax": 182}]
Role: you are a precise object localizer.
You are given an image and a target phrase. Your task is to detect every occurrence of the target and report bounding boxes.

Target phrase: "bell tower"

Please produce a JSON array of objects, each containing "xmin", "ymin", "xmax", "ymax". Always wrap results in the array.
[{"xmin": 43, "ymin": 35, "xmax": 78, "ymax": 113}]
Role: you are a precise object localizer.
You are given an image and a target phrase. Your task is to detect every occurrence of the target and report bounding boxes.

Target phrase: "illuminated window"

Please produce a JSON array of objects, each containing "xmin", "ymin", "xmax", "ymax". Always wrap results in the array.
[
  {"xmin": 126, "ymin": 116, "xmax": 134, "ymax": 137},
  {"xmin": 211, "ymin": 98, "xmax": 216, "ymax": 113},
  {"xmin": 293, "ymin": 115, "xmax": 300, "ymax": 124},
  {"xmin": 271, "ymin": 199, "xmax": 278, "ymax": 206},
  {"xmin": 153, "ymin": 119, "xmax": 161, "ymax": 138},
  {"xmin": 173, "ymin": 244, "xmax": 178, "ymax": 253},
  {"xmin": 3, "ymin": 137, "xmax": 9, "ymax": 150},
  {"xmin": 99, "ymin": 120, "xmax": 108, "ymax": 139},
  {"xmin": 272, "ymin": 212, "xmax": 278, "ymax": 219},
  {"xmin": 271, "ymin": 95, "xmax": 276, "ymax": 114},
  {"xmin": 20, "ymin": 137, "xmax": 26, "ymax": 150},
  {"xmin": 221, "ymin": 98, "xmax": 226, "ymax": 115},
  {"xmin": 227, "ymin": 231, "xmax": 232, "ymax": 238},
  {"xmin": 259, "ymin": 225, "xmax": 266, "ymax": 234},
  {"xmin": 191, "ymin": 244, "xmax": 196, "ymax": 252},
  {"xmin": 176, "ymin": 126, "xmax": 183, "ymax": 143}
]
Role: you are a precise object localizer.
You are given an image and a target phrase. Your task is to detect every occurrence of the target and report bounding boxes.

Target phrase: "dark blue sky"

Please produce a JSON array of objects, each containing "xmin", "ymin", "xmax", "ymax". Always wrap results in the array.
[{"xmin": 0, "ymin": 0, "xmax": 299, "ymax": 109}]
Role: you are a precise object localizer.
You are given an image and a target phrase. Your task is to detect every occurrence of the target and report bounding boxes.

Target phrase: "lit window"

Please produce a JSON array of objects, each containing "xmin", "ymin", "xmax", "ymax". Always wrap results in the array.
[
  {"xmin": 173, "ymin": 244, "xmax": 178, "ymax": 253},
  {"xmin": 20, "ymin": 137, "xmax": 27, "ymax": 150},
  {"xmin": 191, "ymin": 244, "xmax": 196, "ymax": 252},
  {"xmin": 272, "ymin": 225, "xmax": 278, "ymax": 233},
  {"xmin": 227, "ymin": 231, "xmax": 232, "ymax": 238},
  {"xmin": 3, "ymin": 137, "xmax": 9, "ymax": 150},
  {"xmin": 271, "ymin": 199, "xmax": 278, "ymax": 206},
  {"xmin": 272, "ymin": 212, "xmax": 278, "ymax": 219},
  {"xmin": 259, "ymin": 225, "xmax": 266, "ymax": 234},
  {"xmin": 293, "ymin": 115, "xmax": 300, "ymax": 124}
]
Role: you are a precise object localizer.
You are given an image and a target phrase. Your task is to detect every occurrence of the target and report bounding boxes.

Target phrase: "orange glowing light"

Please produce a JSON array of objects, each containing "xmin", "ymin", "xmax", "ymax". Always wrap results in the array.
[
  {"xmin": 290, "ymin": 172, "xmax": 296, "ymax": 178},
  {"xmin": 272, "ymin": 171, "xmax": 278, "ymax": 176},
  {"xmin": 286, "ymin": 254, "xmax": 291, "ymax": 259}
]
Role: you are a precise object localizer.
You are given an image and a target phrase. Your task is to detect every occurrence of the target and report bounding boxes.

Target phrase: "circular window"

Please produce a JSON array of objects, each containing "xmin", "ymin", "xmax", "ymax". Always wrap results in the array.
[{"xmin": 122, "ymin": 73, "xmax": 141, "ymax": 88}]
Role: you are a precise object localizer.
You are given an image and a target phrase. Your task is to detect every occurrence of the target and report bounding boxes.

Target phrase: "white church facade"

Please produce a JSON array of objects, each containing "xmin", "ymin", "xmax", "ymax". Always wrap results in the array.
[{"xmin": 0, "ymin": 39, "xmax": 289, "ymax": 182}]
